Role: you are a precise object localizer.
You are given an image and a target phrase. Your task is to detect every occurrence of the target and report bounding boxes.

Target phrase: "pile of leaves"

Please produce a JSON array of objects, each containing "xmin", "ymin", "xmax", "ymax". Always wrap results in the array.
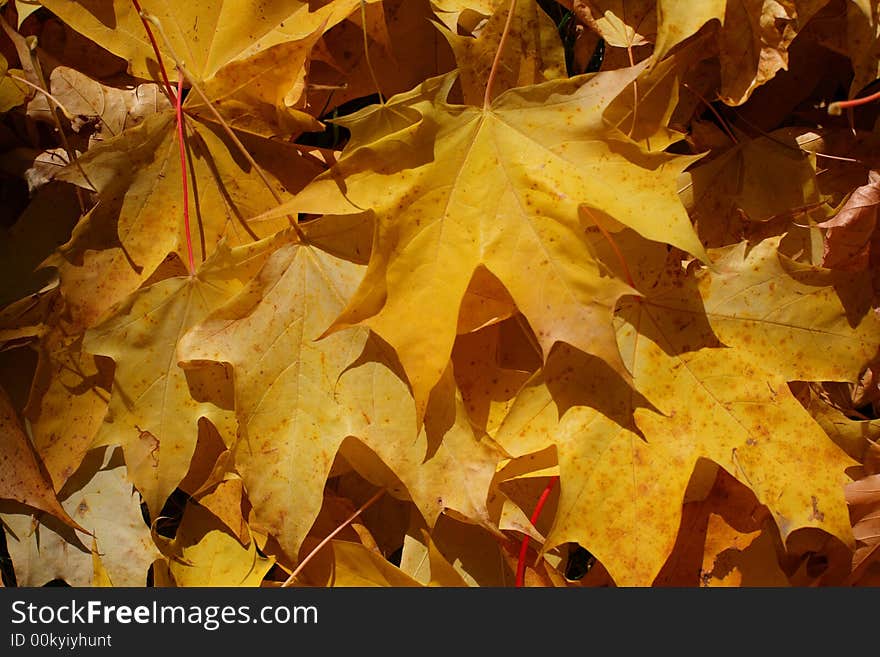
[{"xmin": 1, "ymin": 0, "xmax": 880, "ymax": 588}]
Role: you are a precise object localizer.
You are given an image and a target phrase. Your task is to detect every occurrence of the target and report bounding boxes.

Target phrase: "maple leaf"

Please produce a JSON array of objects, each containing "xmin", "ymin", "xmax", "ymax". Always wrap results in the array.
[
  {"xmin": 818, "ymin": 170, "xmax": 880, "ymax": 271},
  {"xmin": 81, "ymin": 236, "xmax": 284, "ymax": 520},
  {"xmin": 495, "ymin": 234, "xmax": 866, "ymax": 585},
  {"xmin": 37, "ymin": 0, "xmax": 378, "ymax": 82},
  {"xmin": 0, "ymin": 446, "xmax": 161, "ymax": 586},
  {"xmin": 178, "ymin": 219, "xmax": 499, "ymax": 561},
  {"xmin": 46, "ymin": 110, "xmax": 318, "ymax": 330},
  {"xmin": 0, "ymin": 384, "xmax": 86, "ymax": 533},
  {"xmin": 270, "ymin": 64, "xmax": 706, "ymax": 423}
]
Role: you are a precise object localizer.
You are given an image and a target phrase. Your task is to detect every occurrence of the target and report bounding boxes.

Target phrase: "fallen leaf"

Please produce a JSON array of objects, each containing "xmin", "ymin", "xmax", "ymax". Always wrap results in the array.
[
  {"xmin": 179, "ymin": 218, "xmax": 500, "ymax": 561},
  {"xmin": 38, "ymin": 0, "xmax": 379, "ymax": 82},
  {"xmin": 0, "ymin": 383, "xmax": 85, "ymax": 532},
  {"xmin": 0, "ymin": 446, "xmax": 160, "ymax": 586},
  {"xmin": 272, "ymin": 64, "xmax": 706, "ymax": 422},
  {"xmin": 818, "ymin": 170, "xmax": 880, "ymax": 271},
  {"xmin": 164, "ymin": 502, "xmax": 274, "ymax": 586},
  {"xmin": 82, "ymin": 236, "xmax": 284, "ymax": 520}
]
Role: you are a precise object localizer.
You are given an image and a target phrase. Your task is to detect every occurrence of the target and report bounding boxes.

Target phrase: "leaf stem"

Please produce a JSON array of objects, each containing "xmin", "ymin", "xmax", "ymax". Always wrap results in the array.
[
  {"xmin": 828, "ymin": 88, "xmax": 880, "ymax": 115},
  {"xmin": 8, "ymin": 73, "xmax": 74, "ymax": 119},
  {"xmin": 359, "ymin": 0, "xmax": 384, "ymax": 104},
  {"xmin": 141, "ymin": 11, "xmax": 306, "ymax": 242},
  {"xmin": 626, "ymin": 44, "xmax": 639, "ymax": 141},
  {"xmin": 582, "ymin": 207, "xmax": 636, "ymax": 289},
  {"xmin": 130, "ymin": 0, "xmax": 176, "ymax": 103},
  {"xmin": 682, "ymin": 82, "xmax": 738, "ymax": 145},
  {"xmin": 281, "ymin": 488, "xmax": 385, "ymax": 587},
  {"xmin": 515, "ymin": 476, "xmax": 558, "ymax": 587},
  {"xmin": 175, "ymin": 69, "xmax": 195, "ymax": 275},
  {"xmin": 484, "ymin": 0, "xmax": 517, "ymax": 109}
]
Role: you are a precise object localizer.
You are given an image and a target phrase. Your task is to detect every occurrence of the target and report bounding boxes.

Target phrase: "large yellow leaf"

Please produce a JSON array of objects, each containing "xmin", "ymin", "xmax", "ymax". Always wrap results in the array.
[
  {"xmin": 178, "ymin": 219, "xmax": 499, "ymax": 561},
  {"xmin": 271, "ymin": 66, "xmax": 706, "ymax": 422},
  {"xmin": 82, "ymin": 237, "xmax": 284, "ymax": 519},
  {"xmin": 177, "ymin": 231, "xmax": 364, "ymax": 560},
  {"xmin": 38, "ymin": 0, "xmax": 376, "ymax": 82},
  {"xmin": 46, "ymin": 111, "xmax": 315, "ymax": 330},
  {"xmin": 496, "ymin": 236, "xmax": 862, "ymax": 585}
]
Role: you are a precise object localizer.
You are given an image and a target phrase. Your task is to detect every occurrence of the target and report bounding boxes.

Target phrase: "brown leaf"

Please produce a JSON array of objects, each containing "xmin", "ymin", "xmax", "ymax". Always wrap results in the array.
[
  {"xmin": 818, "ymin": 170, "xmax": 880, "ymax": 271},
  {"xmin": 0, "ymin": 383, "xmax": 86, "ymax": 533}
]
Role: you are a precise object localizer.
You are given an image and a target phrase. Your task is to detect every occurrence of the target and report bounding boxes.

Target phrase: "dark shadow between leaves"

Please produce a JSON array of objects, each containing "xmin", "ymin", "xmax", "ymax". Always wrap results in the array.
[{"xmin": 543, "ymin": 343, "xmax": 656, "ymax": 442}]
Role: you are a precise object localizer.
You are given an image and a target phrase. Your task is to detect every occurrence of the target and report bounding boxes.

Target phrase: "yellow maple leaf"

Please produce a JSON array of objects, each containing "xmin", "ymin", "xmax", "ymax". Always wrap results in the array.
[
  {"xmin": 82, "ymin": 235, "xmax": 285, "ymax": 519},
  {"xmin": 47, "ymin": 111, "xmax": 317, "ymax": 330},
  {"xmin": 496, "ymin": 234, "xmax": 868, "ymax": 585},
  {"xmin": 178, "ymin": 218, "xmax": 500, "ymax": 561},
  {"xmin": 269, "ymin": 65, "xmax": 706, "ymax": 423},
  {"xmin": 38, "ymin": 0, "xmax": 378, "ymax": 82}
]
